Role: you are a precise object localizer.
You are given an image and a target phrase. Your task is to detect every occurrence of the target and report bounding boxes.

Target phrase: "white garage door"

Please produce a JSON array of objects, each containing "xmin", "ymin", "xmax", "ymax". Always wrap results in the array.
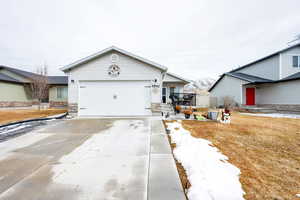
[{"xmin": 79, "ymin": 81, "xmax": 151, "ymax": 116}]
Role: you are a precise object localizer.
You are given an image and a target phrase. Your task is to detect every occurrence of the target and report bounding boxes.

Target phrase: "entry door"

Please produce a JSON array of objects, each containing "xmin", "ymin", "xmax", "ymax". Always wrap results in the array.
[
  {"xmin": 79, "ymin": 81, "xmax": 151, "ymax": 116},
  {"xmin": 246, "ymin": 88, "xmax": 255, "ymax": 105},
  {"xmin": 162, "ymin": 87, "xmax": 167, "ymax": 103}
]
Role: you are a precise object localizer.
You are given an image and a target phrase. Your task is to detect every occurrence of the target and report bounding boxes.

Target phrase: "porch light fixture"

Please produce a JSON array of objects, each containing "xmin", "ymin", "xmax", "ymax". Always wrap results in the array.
[{"xmin": 151, "ymin": 78, "xmax": 160, "ymax": 88}]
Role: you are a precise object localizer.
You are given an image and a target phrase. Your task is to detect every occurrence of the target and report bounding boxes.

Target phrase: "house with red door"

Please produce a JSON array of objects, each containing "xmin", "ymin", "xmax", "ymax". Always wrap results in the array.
[{"xmin": 209, "ymin": 43, "xmax": 300, "ymax": 112}]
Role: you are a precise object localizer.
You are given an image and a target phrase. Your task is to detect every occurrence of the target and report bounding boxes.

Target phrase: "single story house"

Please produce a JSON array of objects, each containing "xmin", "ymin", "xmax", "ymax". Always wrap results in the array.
[
  {"xmin": 209, "ymin": 43, "xmax": 300, "ymax": 111},
  {"xmin": 0, "ymin": 66, "xmax": 68, "ymax": 107},
  {"xmin": 61, "ymin": 46, "xmax": 189, "ymax": 117}
]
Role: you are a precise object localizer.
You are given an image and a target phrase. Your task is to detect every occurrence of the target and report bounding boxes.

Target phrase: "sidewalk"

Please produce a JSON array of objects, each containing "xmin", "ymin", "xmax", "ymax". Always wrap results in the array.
[{"xmin": 148, "ymin": 119, "xmax": 186, "ymax": 200}]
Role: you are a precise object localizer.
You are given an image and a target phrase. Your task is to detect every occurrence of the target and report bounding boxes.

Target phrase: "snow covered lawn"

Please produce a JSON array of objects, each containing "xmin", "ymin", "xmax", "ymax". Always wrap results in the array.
[
  {"xmin": 166, "ymin": 121, "xmax": 245, "ymax": 200},
  {"xmin": 240, "ymin": 112, "xmax": 300, "ymax": 119},
  {"xmin": 180, "ymin": 112, "xmax": 300, "ymax": 199}
]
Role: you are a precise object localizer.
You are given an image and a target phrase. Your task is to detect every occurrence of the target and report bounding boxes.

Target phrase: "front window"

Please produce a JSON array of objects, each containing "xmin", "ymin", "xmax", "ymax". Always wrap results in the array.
[
  {"xmin": 57, "ymin": 87, "xmax": 67, "ymax": 99},
  {"xmin": 170, "ymin": 87, "xmax": 175, "ymax": 95},
  {"xmin": 292, "ymin": 56, "xmax": 300, "ymax": 68}
]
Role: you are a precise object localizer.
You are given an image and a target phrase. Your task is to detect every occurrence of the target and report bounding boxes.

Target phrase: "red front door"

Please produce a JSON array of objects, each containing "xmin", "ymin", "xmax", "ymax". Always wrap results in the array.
[{"xmin": 246, "ymin": 88, "xmax": 255, "ymax": 105}]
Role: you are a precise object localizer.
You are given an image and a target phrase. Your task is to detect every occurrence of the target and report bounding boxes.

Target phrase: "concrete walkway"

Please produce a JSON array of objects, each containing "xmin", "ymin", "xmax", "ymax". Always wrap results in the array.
[{"xmin": 0, "ymin": 118, "xmax": 185, "ymax": 200}]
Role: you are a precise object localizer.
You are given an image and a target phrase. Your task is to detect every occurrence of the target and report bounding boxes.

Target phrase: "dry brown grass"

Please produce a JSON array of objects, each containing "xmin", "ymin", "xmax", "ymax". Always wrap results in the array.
[
  {"xmin": 182, "ymin": 113, "xmax": 300, "ymax": 200},
  {"xmin": 0, "ymin": 109, "xmax": 67, "ymax": 125},
  {"xmin": 167, "ymin": 134, "xmax": 191, "ymax": 191}
]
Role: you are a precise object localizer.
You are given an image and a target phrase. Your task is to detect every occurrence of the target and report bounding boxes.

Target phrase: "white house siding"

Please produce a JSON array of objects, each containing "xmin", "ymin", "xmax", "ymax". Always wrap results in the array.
[
  {"xmin": 210, "ymin": 75, "xmax": 249, "ymax": 106},
  {"xmin": 236, "ymin": 55, "xmax": 280, "ymax": 80},
  {"xmin": 67, "ymin": 50, "xmax": 163, "ymax": 106},
  {"xmin": 255, "ymin": 80, "xmax": 300, "ymax": 105},
  {"xmin": 280, "ymin": 46, "xmax": 300, "ymax": 79},
  {"xmin": 164, "ymin": 73, "xmax": 184, "ymax": 82}
]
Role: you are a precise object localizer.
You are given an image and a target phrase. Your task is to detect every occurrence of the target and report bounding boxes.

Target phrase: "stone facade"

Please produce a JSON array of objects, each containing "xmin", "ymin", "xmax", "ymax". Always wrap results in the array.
[
  {"xmin": 68, "ymin": 103, "xmax": 78, "ymax": 116},
  {"xmin": 0, "ymin": 101, "xmax": 33, "ymax": 107},
  {"xmin": 50, "ymin": 101, "xmax": 68, "ymax": 108},
  {"xmin": 257, "ymin": 104, "xmax": 300, "ymax": 112}
]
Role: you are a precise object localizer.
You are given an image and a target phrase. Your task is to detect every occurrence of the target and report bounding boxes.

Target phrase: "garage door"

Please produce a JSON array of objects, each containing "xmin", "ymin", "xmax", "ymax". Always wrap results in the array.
[{"xmin": 79, "ymin": 81, "xmax": 151, "ymax": 116}]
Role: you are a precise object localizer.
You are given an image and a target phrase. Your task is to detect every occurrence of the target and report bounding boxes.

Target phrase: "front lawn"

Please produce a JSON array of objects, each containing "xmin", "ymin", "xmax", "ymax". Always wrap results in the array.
[
  {"xmin": 0, "ymin": 109, "xmax": 67, "ymax": 125},
  {"xmin": 181, "ymin": 112, "xmax": 300, "ymax": 200}
]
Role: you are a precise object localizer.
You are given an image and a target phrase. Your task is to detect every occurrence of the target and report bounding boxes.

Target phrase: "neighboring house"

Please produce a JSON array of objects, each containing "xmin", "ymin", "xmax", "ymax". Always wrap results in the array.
[
  {"xmin": 209, "ymin": 43, "xmax": 300, "ymax": 111},
  {"xmin": 162, "ymin": 72, "xmax": 190, "ymax": 103},
  {"xmin": 0, "ymin": 66, "xmax": 68, "ymax": 108},
  {"xmin": 61, "ymin": 46, "xmax": 189, "ymax": 117},
  {"xmin": 48, "ymin": 76, "xmax": 68, "ymax": 107}
]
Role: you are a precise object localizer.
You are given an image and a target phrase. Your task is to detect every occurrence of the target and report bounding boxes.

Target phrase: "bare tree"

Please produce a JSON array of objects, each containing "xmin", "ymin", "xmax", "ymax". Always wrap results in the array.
[
  {"xmin": 222, "ymin": 96, "xmax": 236, "ymax": 109},
  {"xmin": 30, "ymin": 65, "xmax": 49, "ymax": 110}
]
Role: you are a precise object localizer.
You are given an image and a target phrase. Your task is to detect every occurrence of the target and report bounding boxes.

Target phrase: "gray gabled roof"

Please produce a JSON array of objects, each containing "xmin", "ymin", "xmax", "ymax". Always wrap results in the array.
[
  {"xmin": 208, "ymin": 72, "xmax": 272, "ymax": 92},
  {"xmin": 61, "ymin": 46, "xmax": 168, "ymax": 72},
  {"xmin": 226, "ymin": 72, "xmax": 273, "ymax": 83},
  {"xmin": 209, "ymin": 43, "xmax": 300, "ymax": 92},
  {"xmin": 278, "ymin": 72, "xmax": 300, "ymax": 82},
  {"xmin": 0, "ymin": 73, "xmax": 23, "ymax": 84},
  {"xmin": 0, "ymin": 66, "xmax": 68, "ymax": 85},
  {"xmin": 230, "ymin": 43, "xmax": 300, "ymax": 73},
  {"xmin": 165, "ymin": 72, "xmax": 190, "ymax": 84},
  {"xmin": 209, "ymin": 71, "xmax": 300, "ymax": 92},
  {"xmin": 0, "ymin": 65, "xmax": 38, "ymax": 80},
  {"xmin": 47, "ymin": 76, "xmax": 68, "ymax": 85}
]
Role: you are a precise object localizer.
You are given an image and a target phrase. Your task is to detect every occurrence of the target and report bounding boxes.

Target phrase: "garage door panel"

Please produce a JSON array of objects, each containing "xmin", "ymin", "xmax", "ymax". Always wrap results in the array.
[{"xmin": 79, "ymin": 81, "xmax": 151, "ymax": 116}]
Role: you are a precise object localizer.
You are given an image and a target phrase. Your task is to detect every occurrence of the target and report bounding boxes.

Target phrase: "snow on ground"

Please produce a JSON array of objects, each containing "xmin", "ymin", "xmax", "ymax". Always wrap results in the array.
[
  {"xmin": 240, "ymin": 112, "xmax": 300, "ymax": 119},
  {"xmin": 166, "ymin": 121, "xmax": 245, "ymax": 200},
  {"xmin": 0, "ymin": 124, "xmax": 31, "ymax": 135},
  {"xmin": 0, "ymin": 119, "xmax": 57, "ymax": 142}
]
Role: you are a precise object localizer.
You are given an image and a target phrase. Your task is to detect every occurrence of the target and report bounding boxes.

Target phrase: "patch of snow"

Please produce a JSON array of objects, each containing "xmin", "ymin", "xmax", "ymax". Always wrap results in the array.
[
  {"xmin": 241, "ymin": 112, "xmax": 300, "ymax": 119},
  {"xmin": 0, "ymin": 124, "xmax": 30, "ymax": 135},
  {"xmin": 0, "ymin": 119, "xmax": 57, "ymax": 136},
  {"xmin": 166, "ymin": 121, "xmax": 245, "ymax": 200}
]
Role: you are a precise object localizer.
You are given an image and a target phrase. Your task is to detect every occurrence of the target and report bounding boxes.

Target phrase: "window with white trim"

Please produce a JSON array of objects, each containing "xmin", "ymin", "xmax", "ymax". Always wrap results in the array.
[
  {"xmin": 57, "ymin": 87, "xmax": 67, "ymax": 99},
  {"xmin": 292, "ymin": 56, "xmax": 300, "ymax": 68}
]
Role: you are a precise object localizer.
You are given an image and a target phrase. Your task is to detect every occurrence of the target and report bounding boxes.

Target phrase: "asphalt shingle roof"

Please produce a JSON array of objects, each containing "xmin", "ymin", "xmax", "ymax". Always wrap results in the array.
[
  {"xmin": 0, "ymin": 66, "xmax": 38, "ymax": 80},
  {"xmin": 279, "ymin": 72, "xmax": 300, "ymax": 82},
  {"xmin": 226, "ymin": 72, "xmax": 273, "ymax": 83},
  {"xmin": 0, "ymin": 66, "xmax": 68, "ymax": 85},
  {"xmin": 0, "ymin": 73, "xmax": 22, "ymax": 83},
  {"xmin": 47, "ymin": 76, "xmax": 68, "ymax": 85}
]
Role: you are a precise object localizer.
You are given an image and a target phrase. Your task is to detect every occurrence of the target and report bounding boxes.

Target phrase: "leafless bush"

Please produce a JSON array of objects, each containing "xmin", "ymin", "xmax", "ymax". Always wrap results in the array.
[
  {"xmin": 222, "ymin": 96, "xmax": 237, "ymax": 109},
  {"xmin": 209, "ymin": 96, "xmax": 218, "ymax": 108},
  {"xmin": 30, "ymin": 66, "xmax": 49, "ymax": 110}
]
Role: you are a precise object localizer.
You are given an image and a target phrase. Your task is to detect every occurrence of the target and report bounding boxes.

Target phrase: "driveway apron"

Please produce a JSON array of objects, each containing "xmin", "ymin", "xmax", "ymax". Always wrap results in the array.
[{"xmin": 0, "ymin": 118, "xmax": 151, "ymax": 200}]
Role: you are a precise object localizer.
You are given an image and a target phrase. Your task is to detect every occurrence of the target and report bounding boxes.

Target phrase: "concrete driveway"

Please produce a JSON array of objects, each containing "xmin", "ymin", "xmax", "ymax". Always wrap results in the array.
[{"xmin": 0, "ymin": 118, "xmax": 185, "ymax": 200}]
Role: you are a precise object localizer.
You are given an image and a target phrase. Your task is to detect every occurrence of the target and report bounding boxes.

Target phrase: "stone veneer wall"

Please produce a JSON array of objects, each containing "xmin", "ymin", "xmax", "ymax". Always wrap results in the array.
[
  {"xmin": 49, "ymin": 101, "xmax": 68, "ymax": 108},
  {"xmin": 257, "ymin": 104, "xmax": 300, "ymax": 112},
  {"xmin": 68, "ymin": 103, "xmax": 78, "ymax": 116},
  {"xmin": 0, "ymin": 101, "xmax": 33, "ymax": 107}
]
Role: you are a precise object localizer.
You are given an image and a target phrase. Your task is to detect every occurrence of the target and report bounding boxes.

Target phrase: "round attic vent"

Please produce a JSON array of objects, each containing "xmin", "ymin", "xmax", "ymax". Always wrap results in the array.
[{"xmin": 108, "ymin": 64, "xmax": 121, "ymax": 77}]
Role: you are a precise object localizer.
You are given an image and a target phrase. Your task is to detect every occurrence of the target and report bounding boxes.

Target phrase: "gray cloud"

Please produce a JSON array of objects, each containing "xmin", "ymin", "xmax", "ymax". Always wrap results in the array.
[{"xmin": 0, "ymin": 0, "xmax": 300, "ymax": 79}]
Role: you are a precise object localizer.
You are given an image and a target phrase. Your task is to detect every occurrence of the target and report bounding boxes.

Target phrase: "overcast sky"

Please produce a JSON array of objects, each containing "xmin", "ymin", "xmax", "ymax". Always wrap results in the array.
[{"xmin": 1, "ymin": 0, "xmax": 300, "ymax": 80}]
